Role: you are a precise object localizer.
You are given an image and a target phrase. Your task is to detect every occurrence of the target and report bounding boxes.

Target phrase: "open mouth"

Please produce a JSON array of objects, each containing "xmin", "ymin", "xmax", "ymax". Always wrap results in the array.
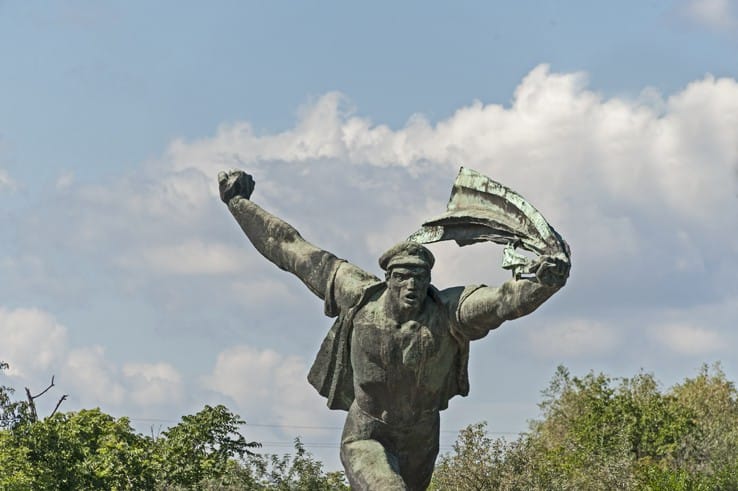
[{"xmin": 404, "ymin": 292, "xmax": 419, "ymax": 303}]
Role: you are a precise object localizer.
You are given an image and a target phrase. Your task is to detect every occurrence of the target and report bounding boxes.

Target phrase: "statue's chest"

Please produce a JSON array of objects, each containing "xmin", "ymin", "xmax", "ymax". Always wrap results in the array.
[{"xmin": 351, "ymin": 301, "xmax": 455, "ymax": 375}]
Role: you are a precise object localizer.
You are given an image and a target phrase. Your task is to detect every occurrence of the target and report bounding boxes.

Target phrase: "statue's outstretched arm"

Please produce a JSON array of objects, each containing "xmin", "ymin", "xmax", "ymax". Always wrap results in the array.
[
  {"xmin": 218, "ymin": 170, "xmax": 344, "ymax": 300},
  {"xmin": 455, "ymin": 257, "xmax": 569, "ymax": 340}
]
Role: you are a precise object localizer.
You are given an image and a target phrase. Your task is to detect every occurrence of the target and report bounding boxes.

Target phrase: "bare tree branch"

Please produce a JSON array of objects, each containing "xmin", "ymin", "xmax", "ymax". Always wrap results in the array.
[
  {"xmin": 50, "ymin": 394, "xmax": 68, "ymax": 417},
  {"xmin": 31, "ymin": 375, "xmax": 55, "ymax": 399},
  {"xmin": 25, "ymin": 376, "xmax": 61, "ymax": 422},
  {"xmin": 24, "ymin": 387, "xmax": 38, "ymax": 422}
]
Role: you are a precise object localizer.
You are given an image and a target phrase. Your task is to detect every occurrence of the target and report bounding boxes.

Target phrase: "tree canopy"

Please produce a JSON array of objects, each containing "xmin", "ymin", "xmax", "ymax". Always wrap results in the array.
[
  {"xmin": 0, "ymin": 361, "xmax": 347, "ymax": 490},
  {"xmin": 431, "ymin": 364, "xmax": 738, "ymax": 491}
]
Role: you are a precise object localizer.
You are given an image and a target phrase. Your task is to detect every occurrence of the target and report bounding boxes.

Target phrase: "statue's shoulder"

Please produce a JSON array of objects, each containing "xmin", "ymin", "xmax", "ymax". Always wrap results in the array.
[
  {"xmin": 432, "ymin": 285, "xmax": 465, "ymax": 307},
  {"xmin": 436, "ymin": 284, "xmax": 487, "ymax": 304},
  {"xmin": 327, "ymin": 262, "xmax": 381, "ymax": 315}
]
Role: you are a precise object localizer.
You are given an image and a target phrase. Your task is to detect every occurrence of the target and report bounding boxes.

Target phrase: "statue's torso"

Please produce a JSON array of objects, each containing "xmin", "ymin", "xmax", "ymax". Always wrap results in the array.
[{"xmin": 350, "ymin": 292, "xmax": 458, "ymax": 425}]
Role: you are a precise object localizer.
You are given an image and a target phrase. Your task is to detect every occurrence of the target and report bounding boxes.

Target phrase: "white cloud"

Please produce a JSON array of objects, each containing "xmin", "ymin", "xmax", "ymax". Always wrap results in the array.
[
  {"xmin": 5, "ymin": 67, "xmax": 738, "ymax": 442},
  {"xmin": 649, "ymin": 323, "xmax": 724, "ymax": 355},
  {"xmin": 108, "ymin": 65, "xmax": 735, "ymax": 326},
  {"xmin": 681, "ymin": 0, "xmax": 738, "ymax": 31},
  {"xmin": 117, "ymin": 240, "xmax": 251, "ymax": 276},
  {"xmin": 528, "ymin": 319, "xmax": 620, "ymax": 358},
  {"xmin": 0, "ymin": 307, "xmax": 68, "ymax": 376},
  {"xmin": 202, "ymin": 345, "xmax": 334, "ymax": 428},
  {"xmin": 64, "ymin": 346, "xmax": 127, "ymax": 407},
  {"xmin": 0, "ymin": 169, "xmax": 16, "ymax": 191},
  {"xmin": 0, "ymin": 305, "xmax": 186, "ymax": 413},
  {"xmin": 55, "ymin": 171, "xmax": 75, "ymax": 190},
  {"xmin": 122, "ymin": 362, "xmax": 184, "ymax": 407},
  {"xmin": 163, "ymin": 65, "xmax": 738, "ymax": 239},
  {"xmin": 229, "ymin": 278, "xmax": 298, "ymax": 306},
  {"xmin": 11, "ymin": 65, "xmax": 735, "ymax": 364}
]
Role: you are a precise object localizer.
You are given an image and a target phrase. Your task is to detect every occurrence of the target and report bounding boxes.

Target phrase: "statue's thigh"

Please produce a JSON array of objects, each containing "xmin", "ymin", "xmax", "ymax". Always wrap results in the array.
[
  {"xmin": 340, "ymin": 439, "xmax": 407, "ymax": 491},
  {"xmin": 397, "ymin": 444, "xmax": 438, "ymax": 491}
]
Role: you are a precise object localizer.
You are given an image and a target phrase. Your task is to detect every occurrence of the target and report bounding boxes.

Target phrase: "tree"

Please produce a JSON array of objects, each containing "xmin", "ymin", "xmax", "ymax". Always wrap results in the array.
[
  {"xmin": 431, "ymin": 364, "xmax": 738, "ymax": 491},
  {"xmin": 0, "ymin": 361, "xmax": 31, "ymax": 430},
  {"xmin": 11, "ymin": 409, "xmax": 157, "ymax": 490},
  {"xmin": 155, "ymin": 404, "xmax": 261, "ymax": 488},
  {"xmin": 1, "ymin": 363, "xmax": 348, "ymax": 490},
  {"xmin": 430, "ymin": 422, "xmax": 514, "ymax": 490},
  {"xmin": 239, "ymin": 438, "xmax": 349, "ymax": 490}
]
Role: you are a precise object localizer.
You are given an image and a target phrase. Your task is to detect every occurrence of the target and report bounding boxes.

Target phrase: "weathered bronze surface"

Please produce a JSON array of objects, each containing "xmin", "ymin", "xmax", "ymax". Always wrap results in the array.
[{"xmin": 219, "ymin": 168, "xmax": 570, "ymax": 490}]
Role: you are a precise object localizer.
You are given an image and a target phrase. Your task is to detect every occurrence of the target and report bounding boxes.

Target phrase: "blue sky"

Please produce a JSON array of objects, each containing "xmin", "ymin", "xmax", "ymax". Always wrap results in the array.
[{"xmin": 2, "ymin": 0, "xmax": 738, "ymax": 469}]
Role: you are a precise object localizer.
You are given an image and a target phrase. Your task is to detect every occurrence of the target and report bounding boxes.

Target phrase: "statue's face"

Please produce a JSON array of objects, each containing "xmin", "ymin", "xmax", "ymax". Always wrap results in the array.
[{"xmin": 386, "ymin": 265, "xmax": 430, "ymax": 313}]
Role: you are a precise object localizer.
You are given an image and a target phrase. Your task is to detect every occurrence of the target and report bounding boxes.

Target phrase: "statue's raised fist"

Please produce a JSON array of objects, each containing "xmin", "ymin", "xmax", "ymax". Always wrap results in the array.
[
  {"xmin": 534, "ymin": 255, "xmax": 570, "ymax": 288},
  {"xmin": 218, "ymin": 169, "xmax": 255, "ymax": 204}
]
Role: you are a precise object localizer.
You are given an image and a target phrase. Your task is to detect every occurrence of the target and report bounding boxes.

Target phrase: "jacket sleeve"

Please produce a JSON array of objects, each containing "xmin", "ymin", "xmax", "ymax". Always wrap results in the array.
[
  {"xmin": 443, "ymin": 279, "xmax": 563, "ymax": 341},
  {"xmin": 228, "ymin": 196, "xmax": 345, "ymax": 300}
]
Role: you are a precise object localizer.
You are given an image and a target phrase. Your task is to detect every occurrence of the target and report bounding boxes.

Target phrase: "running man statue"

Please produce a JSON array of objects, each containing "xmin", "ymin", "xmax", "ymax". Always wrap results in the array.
[{"xmin": 218, "ymin": 168, "xmax": 570, "ymax": 490}]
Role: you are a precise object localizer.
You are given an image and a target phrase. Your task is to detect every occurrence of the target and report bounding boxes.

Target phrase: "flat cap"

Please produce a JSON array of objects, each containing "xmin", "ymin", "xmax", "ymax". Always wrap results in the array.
[{"xmin": 378, "ymin": 241, "xmax": 435, "ymax": 271}]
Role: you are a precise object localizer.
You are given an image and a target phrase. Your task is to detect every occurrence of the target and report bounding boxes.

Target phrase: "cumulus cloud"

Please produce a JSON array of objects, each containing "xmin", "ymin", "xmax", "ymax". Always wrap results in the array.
[
  {"xmin": 18, "ymin": 66, "xmax": 735, "ymax": 305},
  {"xmin": 116, "ymin": 240, "xmax": 251, "ymax": 276},
  {"xmin": 680, "ymin": 0, "xmax": 738, "ymax": 31},
  {"xmin": 0, "ymin": 306, "xmax": 185, "ymax": 411},
  {"xmin": 649, "ymin": 323, "xmax": 724, "ymax": 355},
  {"xmin": 527, "ymin": 319, "xmax": 620, "ymax": 358},
  {"xmin": 4, "ymin": 66, "xmax": 738, "ymax": 437},
  {"xmin": 202, "ymin": 345, "xmax": 334, "ymax": 428},
  {"xmin": 151, "ymin": 64, "xmax": 738, "ymax": 307},
  {"xmin": 0, "ymin": 169, "xmax": 15, "ymax": 191},
  {"xmin": 0, "ymin": 307, "xmax": 67, "ymax": 376},
  {"xmin": 64, "ymin": 346, "xmax": 127, "ymax": 407},
  {"xmin": 122, "ymin": 362, "xmax": 184, "ymax": 407},
  {"xmin": 55, "ymin": 171, "xmax": 75, "ymax": 190},
  {"xmin": 165, "ymin": 65, "xmax": 738, "ymax": 233}
]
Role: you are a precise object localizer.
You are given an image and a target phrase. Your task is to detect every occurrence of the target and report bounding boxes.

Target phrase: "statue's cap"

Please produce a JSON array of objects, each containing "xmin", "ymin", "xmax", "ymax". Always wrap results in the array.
[{"xmin": 378, "ymin": 241, "xmax": 435, "ymax": 271}]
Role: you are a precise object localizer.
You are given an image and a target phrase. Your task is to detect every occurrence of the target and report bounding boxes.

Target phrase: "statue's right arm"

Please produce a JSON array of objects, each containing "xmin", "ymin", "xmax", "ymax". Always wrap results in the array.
[
  {"xmin": 228, "ymin": 195, "xmax": 341, "ymax": 297},
  {"xmin": 220, "ymin": 170, "xmax": 375, "ymax": 305}
]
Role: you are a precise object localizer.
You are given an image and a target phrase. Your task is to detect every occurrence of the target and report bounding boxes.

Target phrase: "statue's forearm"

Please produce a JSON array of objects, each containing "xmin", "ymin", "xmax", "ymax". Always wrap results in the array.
[
  {"xmin": 228, "ymin": 197, "xmax": 301, "ymax": 266},
  {"xmin": 458, "ymin": 279, "xmax": 561, "ymax": 339},
  {"xmin": 494, "ymin": 279, "xmax": 560, "ymax": 321},
  {"xmin": 227, "ymin": 197, "xmax": 341, "ymax": 299}
]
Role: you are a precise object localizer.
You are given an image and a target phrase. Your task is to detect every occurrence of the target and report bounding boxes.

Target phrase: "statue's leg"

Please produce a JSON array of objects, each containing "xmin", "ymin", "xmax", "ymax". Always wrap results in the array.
[
  {"xmin": 340, "ymin": 438, "xmax": 407, "ymax": 490},
  {"xmin": 396, "ymin": 412, "xmax": 440, "ymax": 491},
  {"xmin": 397, "ymin": 444, "xmax": 438, "ymax": 491},
  {"xmin": 341, "ymin": 402, "xmax": 408, "ymax": 490}
]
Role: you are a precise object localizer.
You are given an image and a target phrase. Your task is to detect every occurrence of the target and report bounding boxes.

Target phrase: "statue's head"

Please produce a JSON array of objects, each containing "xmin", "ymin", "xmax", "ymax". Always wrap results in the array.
[{"xmin": 379, "ymin": 242, "xmax": 434, "ymax": 317}]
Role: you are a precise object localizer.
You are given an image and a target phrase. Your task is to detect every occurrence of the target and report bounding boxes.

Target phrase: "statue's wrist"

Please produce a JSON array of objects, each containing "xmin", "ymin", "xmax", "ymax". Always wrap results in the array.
[{"xmin": 227, "ymin": 194, "xmax": 250, "ymax": 210}]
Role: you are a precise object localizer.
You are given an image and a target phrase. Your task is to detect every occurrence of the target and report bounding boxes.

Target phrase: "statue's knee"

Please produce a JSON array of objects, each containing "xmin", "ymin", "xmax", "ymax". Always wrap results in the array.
[{"xmin": 340, "ymin": 440, "xmax": 406, "ymax": 490}]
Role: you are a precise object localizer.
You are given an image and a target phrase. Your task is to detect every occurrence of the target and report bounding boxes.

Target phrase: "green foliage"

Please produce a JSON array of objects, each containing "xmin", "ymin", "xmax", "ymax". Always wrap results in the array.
[
  {"xmin": 238, "ymin": 438, "xmax": 349, "ymax": 490},
  {"xmin": 0, "ymin": 430, "xmax": 34, "ymax": 491},
  {"xmin": 431, "ymin": 364, "xmax": 738, "ymax": 491},
  {"xmin": 155, "ymin": 404, "xmax": 261, "ymax": 488},
  {"xmin": 176, "ymin": 438, "xmax": 349, "ymax": 490},
  {"xmin": 1, "ymin": 362, "xmax": 346, "ymax": 490},
  {"xmin": 0, "ymin": 362, "xmax": 31, "ymax": 430},
  {"xmin": 11, "ymin": 409, "xmax": 157, "ymax": 490},
  {"xmin": 431, "ymin": 422, "xmax": 515, "ymax": 490}
]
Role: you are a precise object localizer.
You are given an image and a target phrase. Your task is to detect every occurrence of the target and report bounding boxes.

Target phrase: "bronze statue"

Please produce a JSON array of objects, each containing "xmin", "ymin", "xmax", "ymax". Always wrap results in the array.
[{"xmin": 218, "ymin": 168, "xmax": 570, "ymax": 490}]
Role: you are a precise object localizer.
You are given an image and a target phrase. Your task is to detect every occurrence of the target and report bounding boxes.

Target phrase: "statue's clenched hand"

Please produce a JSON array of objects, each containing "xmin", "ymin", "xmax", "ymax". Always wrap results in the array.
[
  {"xmin": 218, "ymin": 169, "xmax": 255, "ymax": 204},
  {"xmin": 534, "ymin": 255, "xmax": 570, "ymax": 288}
]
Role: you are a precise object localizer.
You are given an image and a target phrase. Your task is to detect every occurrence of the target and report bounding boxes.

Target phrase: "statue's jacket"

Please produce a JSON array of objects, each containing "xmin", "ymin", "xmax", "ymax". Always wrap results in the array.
[{"xmin": 307, "ymin": 261, "xmax": 477, "ymax": 412}]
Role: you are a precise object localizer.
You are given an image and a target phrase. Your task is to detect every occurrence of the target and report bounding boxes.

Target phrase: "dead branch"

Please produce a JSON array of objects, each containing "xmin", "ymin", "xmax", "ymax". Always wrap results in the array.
[
  {"xmin": 24, "ymin": 387, "xmax": 38, "ymax": 422},
  {"xmin": 24, "ymin": 375, "xmax": 60, "ymax": 422},
  {"xmin": 30, "ymin": 375, "xmax": 55, "ymax": 399},
  {"xmin": 50, "ymin": 394, "xmax": 68, "ymax": 417}
]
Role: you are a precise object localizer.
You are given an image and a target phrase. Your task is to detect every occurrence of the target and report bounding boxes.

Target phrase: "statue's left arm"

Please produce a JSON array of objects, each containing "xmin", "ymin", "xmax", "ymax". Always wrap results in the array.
[{"xmin": 451, "ymin": 257, "xmax": 569, "ymax": 340}]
